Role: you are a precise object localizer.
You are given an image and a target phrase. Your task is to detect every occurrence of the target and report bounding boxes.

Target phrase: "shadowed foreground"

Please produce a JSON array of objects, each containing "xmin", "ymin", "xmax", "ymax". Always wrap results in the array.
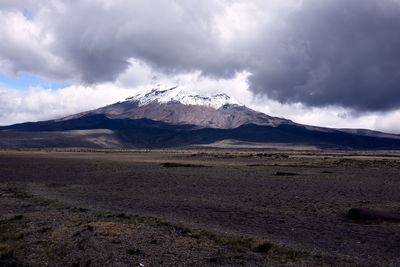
[{"xmin": 1, "ymin": 149, "xmax": 400, "ymax": 265}]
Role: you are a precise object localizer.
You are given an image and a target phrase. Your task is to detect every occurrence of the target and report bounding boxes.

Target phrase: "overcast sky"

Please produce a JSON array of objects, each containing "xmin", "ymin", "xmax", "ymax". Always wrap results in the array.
[{"xmin": 1, "ymin": 0, "xmax": 400, "ymax": 133}]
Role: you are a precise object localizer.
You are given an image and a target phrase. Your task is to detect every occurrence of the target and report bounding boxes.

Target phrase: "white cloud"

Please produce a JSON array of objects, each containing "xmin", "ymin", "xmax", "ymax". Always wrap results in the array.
[
  {"xmin": 114, "ymin": 59, "xmax": 251, "ymax": 101},
  {"xmin": 0, "ymin": 84, "xmax": 135, "ymax": 125},
  {"xmin": 249, "ymin": 96, "xmax": 400, "ymax": 134},
  {"xmin": 373, "ymin": 110, "xmax": 400, "ymax": 134},
  {"xmin": 0, "ymin": 9, "xmax": 70, "ymax": 80},
  {"xmin": 116, "ymin": 58, "xmax": 155, "ymax": 88}
]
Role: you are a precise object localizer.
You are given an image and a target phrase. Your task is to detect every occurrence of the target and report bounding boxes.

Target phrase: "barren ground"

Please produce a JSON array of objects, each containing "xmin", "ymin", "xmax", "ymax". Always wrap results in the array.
[{"xmin": 1, "ymin": 149, "xmax": 400, "ymax": 266}]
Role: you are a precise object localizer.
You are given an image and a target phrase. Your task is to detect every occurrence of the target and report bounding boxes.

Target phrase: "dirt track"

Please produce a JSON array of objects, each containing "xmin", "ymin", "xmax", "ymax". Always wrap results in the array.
[{"xmin": 1, "ymin": 149, "xmax": 400, "ymax": 265}]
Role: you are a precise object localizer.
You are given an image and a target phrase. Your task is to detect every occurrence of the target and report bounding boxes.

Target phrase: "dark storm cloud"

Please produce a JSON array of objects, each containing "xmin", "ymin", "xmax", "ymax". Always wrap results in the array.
[
  {"xmin": 41, "ymin": 0, "xmax": 242, "ymax": 84},
  {"xmin": 3, "ymin": 0, "xmax": 400, "ymax": 111},
  {"xmin": 247, "ymin": 0, "xmax": 400, "ymax": 111}
]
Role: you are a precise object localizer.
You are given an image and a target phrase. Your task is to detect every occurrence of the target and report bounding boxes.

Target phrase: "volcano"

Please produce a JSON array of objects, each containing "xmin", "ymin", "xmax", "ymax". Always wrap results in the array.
[
  {"xmin": 1, "ymin": 86, "xmax": 399, "ymax": 149},
  {"xmin": 61, "ymin": 86, "xmax": 291, "ymax": 129}
]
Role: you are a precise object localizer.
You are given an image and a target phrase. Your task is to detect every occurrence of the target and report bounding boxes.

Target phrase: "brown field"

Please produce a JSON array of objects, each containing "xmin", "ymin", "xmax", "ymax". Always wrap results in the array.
[{"xmin": 1, "ymin": 149, "xmax": 400, "ymax": 266}]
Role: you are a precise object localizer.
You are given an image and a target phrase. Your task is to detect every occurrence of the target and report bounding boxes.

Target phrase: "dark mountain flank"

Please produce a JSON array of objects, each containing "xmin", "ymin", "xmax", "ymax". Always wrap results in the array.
[{"xmin": 1, "ymin": 86, "xmax": 400, "ymax": 149}]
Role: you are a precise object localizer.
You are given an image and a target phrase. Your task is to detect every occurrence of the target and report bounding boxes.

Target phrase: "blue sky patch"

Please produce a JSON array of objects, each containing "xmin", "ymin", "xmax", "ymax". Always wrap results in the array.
[
  {"xmin": 0, "ymin": 72, "xmax": 71, "ymax": 91},
  {"xmin": 21, "ymin": 8, "xmax": 33, "ymax": 20}
]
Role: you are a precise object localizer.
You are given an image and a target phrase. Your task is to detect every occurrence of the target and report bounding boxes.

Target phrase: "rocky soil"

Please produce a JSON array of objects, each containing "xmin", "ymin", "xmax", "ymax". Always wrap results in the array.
[{"xmin": 1, "ymin": 149, "xmax": 400, "ymax": 266}]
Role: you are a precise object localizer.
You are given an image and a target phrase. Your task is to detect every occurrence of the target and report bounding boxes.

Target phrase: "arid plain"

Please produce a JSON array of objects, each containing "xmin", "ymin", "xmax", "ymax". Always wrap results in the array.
[{"xmin": 1, "ymin": 149, "xmax": 400, "ymax": 266}]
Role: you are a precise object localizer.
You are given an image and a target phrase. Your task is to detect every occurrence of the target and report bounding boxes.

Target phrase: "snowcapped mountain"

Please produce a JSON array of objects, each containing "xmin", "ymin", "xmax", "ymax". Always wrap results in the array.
[
  {"xmin": 125, "ymin": 86, "xmax": 241, "ymax": 109},
  {"xmin": 63, "ymin": 86, "xmax": 291, "ymax": 129},
  {"xmin": 2, "ymin": 85, "xmax": 400, "ymax": 149}
]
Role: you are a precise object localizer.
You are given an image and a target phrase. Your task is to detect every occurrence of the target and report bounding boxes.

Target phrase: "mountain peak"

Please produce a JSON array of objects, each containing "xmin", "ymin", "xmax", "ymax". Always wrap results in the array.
[{"xmin": 125, "ymin": 85, "xmax": 241, "ymax": 109}]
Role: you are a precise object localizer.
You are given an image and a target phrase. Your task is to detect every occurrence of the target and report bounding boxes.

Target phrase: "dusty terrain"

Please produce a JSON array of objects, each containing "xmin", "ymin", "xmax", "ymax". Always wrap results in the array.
[{"xmin": 1, "ymin": 149, "xmax": 400, "ymax": 266}]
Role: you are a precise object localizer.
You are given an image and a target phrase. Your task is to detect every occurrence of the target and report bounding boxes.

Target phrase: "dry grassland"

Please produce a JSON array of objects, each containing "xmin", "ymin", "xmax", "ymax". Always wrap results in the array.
[{"xmin": 1, "ymin": 149, "xmax": 400, "ymax": 266}]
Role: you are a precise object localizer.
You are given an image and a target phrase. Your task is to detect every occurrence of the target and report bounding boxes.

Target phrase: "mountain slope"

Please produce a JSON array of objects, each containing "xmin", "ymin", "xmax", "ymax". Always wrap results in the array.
[
  {"xmin": 1, "ymin": 86, "xmax": 400, "ymax": 149},
  {"xmin": 62, "ymin": 86, "xmax": 291, "ymax": 129},
  {"xmin": 1, "ymin": 113, "xmax": 400, "ymax": 149}
]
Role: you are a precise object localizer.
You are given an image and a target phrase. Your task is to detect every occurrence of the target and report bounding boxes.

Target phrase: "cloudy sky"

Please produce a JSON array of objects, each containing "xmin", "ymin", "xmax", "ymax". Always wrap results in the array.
[{"xmin": 1, "ymin": 0, "xmax": 400, "ymax": 133}]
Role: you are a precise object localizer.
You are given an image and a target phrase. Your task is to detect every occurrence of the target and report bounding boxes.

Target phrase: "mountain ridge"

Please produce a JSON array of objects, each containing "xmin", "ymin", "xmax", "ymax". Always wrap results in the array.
[
  {"xmin": 1, "ymin": 86, "xmax": 400, "ymax": 149},
  {"xmin": 61, "ymin": 86, "xmax": 292, "ymax": 129},
  {"xmin": 1, "ymin": 113, "xmax": 400, "ymax": 149}
]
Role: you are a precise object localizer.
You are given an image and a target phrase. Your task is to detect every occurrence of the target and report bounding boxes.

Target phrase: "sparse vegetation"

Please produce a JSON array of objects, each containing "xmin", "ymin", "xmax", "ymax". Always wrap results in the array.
[
  {"xmin": 1, "ymin": 149, "xmax": 400, "ymax": 265},
  {"xmin": 0, "ymin": 183, "xmax": 348, "ymax": 266}
]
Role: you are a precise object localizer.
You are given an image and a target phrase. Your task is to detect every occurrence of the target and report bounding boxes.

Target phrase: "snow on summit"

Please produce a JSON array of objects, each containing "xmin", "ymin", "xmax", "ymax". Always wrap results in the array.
[{"xmin": 125, "ymin": 86, "xmax": 242, "ymax": 109}]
